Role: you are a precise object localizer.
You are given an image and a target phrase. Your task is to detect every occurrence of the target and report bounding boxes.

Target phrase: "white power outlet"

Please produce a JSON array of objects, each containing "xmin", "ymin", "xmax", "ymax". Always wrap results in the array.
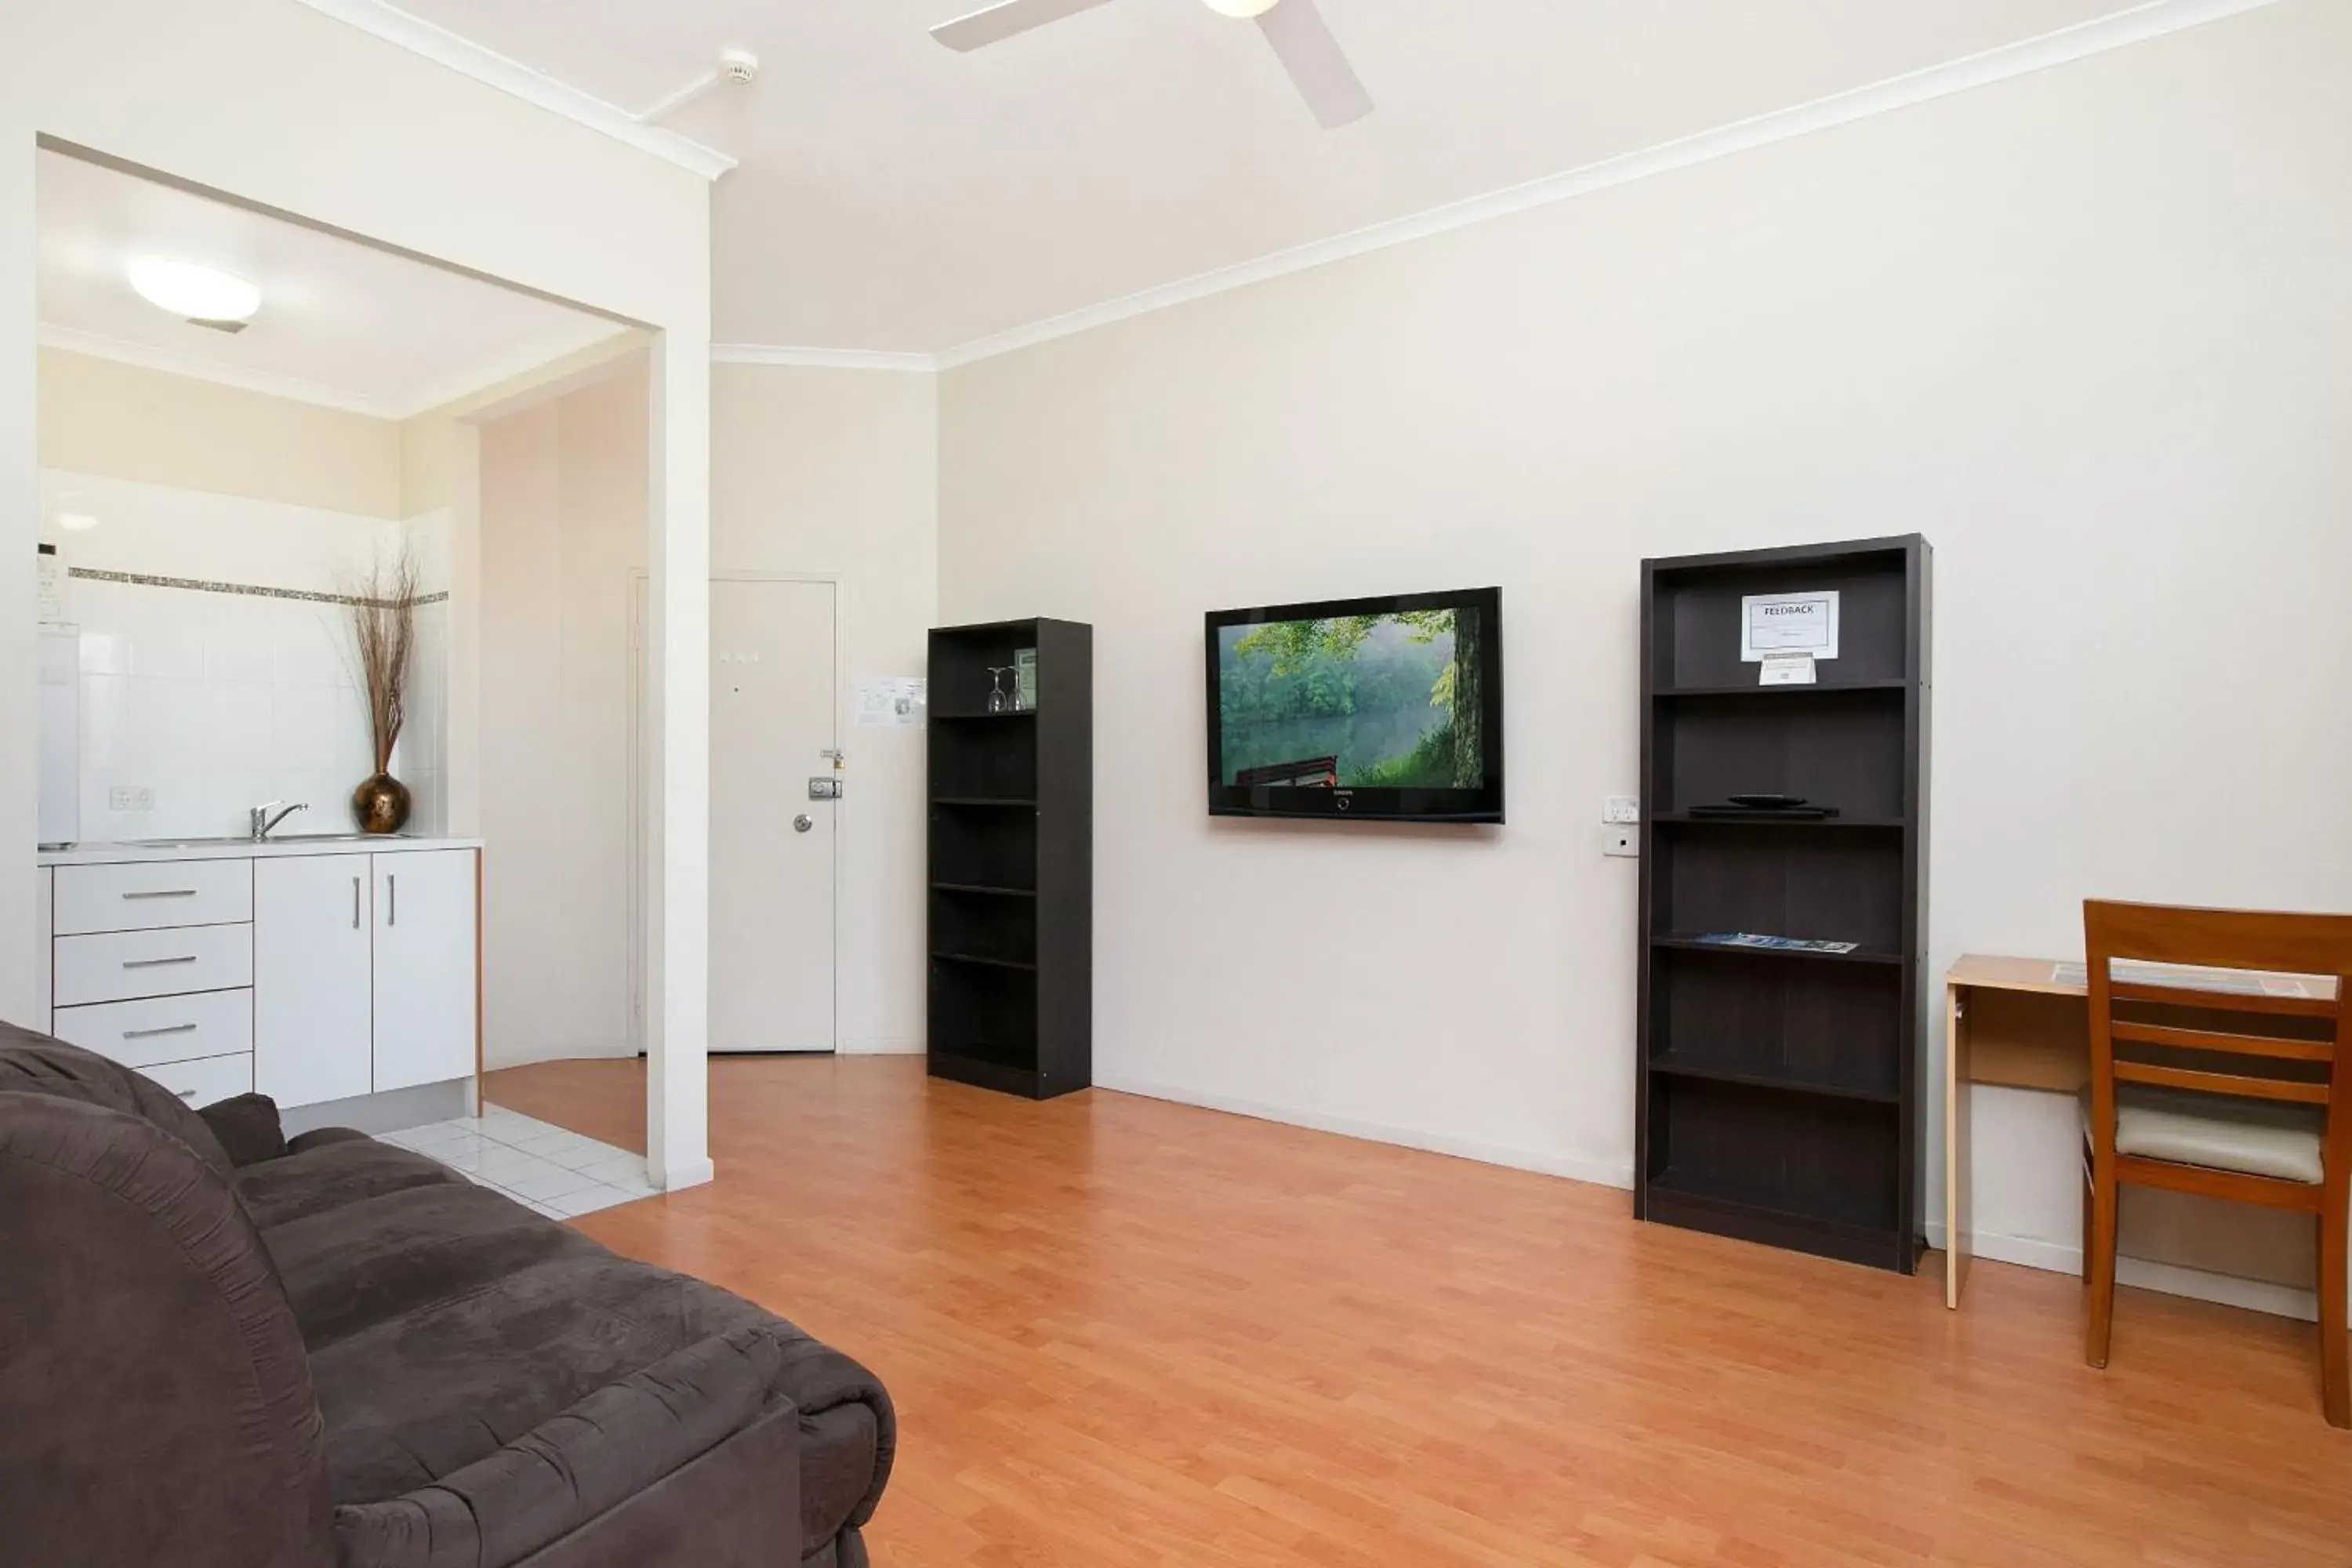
[
  {"xmin": 109, "ymin": 785, "xmax": 155, "ymax": 811},
  {"xmin": 1604, "ymin": 796, "xmax": 1641, "ymax": 824},
  {"xmin": 1601, "ymin": 824, "xmax": 1638, "ymax": 858}
]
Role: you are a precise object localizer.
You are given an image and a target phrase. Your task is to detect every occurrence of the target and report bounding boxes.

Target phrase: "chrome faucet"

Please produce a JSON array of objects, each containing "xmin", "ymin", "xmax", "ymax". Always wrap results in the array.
[{"xmin": 249, "ymin": 801, "xmax": 309, "ymax": 841}]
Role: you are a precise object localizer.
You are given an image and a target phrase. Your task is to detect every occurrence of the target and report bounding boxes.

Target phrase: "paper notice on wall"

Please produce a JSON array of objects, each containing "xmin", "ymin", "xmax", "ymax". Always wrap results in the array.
[
  {"xmin": 854, "ymin": 677, "xmax": 927, "ymax": 729},
  {"xmin": 35, "ymin": 547, "xmax": 65, "ymax": 622}
]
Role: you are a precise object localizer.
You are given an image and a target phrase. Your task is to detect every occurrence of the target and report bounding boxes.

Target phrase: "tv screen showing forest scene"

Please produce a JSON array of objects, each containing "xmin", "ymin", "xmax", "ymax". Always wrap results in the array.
[{"xmin": 1207, "ymin": 589, "xmax": 1502, "ymax": 822}]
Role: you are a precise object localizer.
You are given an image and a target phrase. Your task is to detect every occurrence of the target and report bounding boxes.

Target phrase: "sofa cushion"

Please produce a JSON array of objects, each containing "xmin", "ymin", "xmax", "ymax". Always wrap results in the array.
[
  {"xmin": 332, "ymin": 1327, "xmax": 792, "ymax": 1568},
  {"xmin": 235, "ymin": 1134, "xmax": 470, "ymax": 1232},
  {"xmin": 200, "ymin": 1092, "xmax": 289, "ymax": 1167},
  {"xmin": 0, "ymin": 1026, "xmax": 236, "ymax": 1176},
  {"xmin": 268, "ymin": 1169, "xmax": 891, "ymax": 1555}
]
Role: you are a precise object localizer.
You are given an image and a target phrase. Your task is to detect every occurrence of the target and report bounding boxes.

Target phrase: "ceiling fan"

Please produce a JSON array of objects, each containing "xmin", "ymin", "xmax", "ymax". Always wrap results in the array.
[{"xmin": 931, "ymin": 0, "xmax": 1374, "ymax": 130}]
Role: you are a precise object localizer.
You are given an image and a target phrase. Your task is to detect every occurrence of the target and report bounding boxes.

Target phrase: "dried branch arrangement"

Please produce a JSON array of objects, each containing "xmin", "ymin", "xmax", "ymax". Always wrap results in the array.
[{"xmin": 350, "ymin": 549, "xmax": 419, "ymax": 775}]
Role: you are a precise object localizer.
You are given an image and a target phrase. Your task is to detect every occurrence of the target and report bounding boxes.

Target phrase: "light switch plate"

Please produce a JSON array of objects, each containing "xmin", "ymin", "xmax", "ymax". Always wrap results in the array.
[
  {"xmin": 1604, "ymin": 796, "xmax": 1640, "ymax": 824},
  {"xmin": 108, "ymin": 786, "xmax": 154, "ymax": 811},
  {"xmin": 1601, "ymin": 824, "xmax": 1638, "ymax": 858}
]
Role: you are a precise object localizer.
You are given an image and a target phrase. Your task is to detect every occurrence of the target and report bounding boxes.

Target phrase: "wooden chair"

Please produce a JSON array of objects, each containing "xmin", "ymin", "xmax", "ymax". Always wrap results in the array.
[{"xmin": 2081, "ymin": 900, "xmax": 2352, "ymax": 1426}]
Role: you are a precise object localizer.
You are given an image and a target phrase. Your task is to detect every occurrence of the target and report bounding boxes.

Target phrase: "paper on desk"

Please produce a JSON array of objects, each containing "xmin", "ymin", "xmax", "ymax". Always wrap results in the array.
[{"xmin": 2052, "ymin": 959, "xmax": 2322, "ymax": 997}]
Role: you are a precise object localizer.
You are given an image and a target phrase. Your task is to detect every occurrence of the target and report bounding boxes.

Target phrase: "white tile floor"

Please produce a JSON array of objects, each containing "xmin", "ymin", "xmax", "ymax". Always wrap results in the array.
[{"xmin": 380, "ymin": 1104, "xmax": 659, "ymax": 1221}]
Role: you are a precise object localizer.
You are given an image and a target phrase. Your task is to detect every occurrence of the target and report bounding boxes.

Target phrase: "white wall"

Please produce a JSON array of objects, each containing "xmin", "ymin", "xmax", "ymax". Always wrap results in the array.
[
  {"xmin": 39, "ymin": 469, "xmax": 445, "ymax": 844},
  {"xmin": 3, "ymin": 0, "xmax": 715, "ymax": 1188},
  {"xmin": 476, "ymin": 358, "xmax": 647, "ymax": 1067},
  {"xmin": 938, "ymin": 1, "xmax": 2352, "ymax": 1291},
  {"xmin": 38, "ymin": 344, "xmax": 405, "ymax": 518},
  {"xmin": 712, "ymin": 363, "xmax": 939, "ymax": 1055}
]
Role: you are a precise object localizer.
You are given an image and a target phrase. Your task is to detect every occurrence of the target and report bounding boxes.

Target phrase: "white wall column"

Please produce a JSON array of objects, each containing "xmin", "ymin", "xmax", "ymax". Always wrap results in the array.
[
  {"xmin": 0, "ymin": 137, "xmax": 35, "ymax": 1027},
  {"xmin": 445, "ymin": 421, "xmax": 483, "ymax": 837},
  {"xmin": 644, "ymin": 329, "xmax": 713, "ymax": 1191}
]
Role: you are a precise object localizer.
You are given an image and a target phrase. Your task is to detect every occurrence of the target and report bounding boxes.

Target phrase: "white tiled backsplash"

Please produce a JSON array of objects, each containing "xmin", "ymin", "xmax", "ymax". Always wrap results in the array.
[{"xmin": 40, "ymin": 471, "xmax": 449, "ymax": 844}]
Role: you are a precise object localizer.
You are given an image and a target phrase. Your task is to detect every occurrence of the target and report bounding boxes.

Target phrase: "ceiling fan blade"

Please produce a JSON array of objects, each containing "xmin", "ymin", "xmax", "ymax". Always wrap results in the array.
[
  {"xmin": 931, "ymin": 0, "xmax": 1122, "ymax": 52},
  {"xmin": 1257, "ymin": 0, "xmax": 1373, "ymax": 129}
]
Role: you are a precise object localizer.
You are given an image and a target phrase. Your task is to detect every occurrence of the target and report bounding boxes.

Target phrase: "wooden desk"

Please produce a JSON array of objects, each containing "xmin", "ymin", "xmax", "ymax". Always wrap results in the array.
[{"xmin": 1943, "ymin": 953, "xmax": 2339, "ymax": 1308}]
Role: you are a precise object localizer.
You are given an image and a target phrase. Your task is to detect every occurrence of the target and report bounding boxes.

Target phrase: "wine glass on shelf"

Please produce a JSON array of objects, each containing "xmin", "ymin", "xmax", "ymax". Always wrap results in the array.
[{"xmin": 986, "ymin": 666, "xmax": 1013, "ymax": 714}]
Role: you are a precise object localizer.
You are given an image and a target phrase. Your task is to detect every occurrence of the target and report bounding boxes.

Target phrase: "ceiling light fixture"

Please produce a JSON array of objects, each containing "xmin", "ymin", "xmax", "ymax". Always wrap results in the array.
[
  {"xmin": 56, "ymin": 513, "xmax": 99, "ymax": 532},
  {"xmin": 127, "ymin": 256, "xmax": 261, "ymax": 325},
  {"xmin": 1200, "ymin": 0, "xmax": 1280, "ymax": 15}
]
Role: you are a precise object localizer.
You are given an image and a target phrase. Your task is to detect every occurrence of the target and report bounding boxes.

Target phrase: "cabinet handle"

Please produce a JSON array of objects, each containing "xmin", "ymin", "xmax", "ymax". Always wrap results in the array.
[
  {"xmin": 124, "ymin": 1022, "xmax": 198, "ymax": 1040},
  {"xmin": 123, "ymin": 955, "xmax": 198, "ymax": 969},
  {"xmin": 123, "ymin": 889, "xmax": 198, "ymax": 901},
  {"xmin": 353, "ymin": 877, "xmax": 362, "ymax": 930},
  {"xmin": 175, "ymin": 1089, "xmax": 199, "ymax": 1102},
  {"xmin": 387, "ymin": 874, "xmax": 397, "ymax": 927}
]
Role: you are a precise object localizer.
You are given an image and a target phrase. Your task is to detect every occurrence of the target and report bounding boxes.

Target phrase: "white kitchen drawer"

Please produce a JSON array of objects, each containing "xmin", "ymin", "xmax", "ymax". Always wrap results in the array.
[
  {"xmin": 141, "ymin": 1051, "xmax": 254, "ymax": 1109},
  {"xmin": 49, "ymin": 989, "xmax": 254, "ymax": 1072},
  {"xmin": 54, "ymin": 924, "xmax": 254, "ymax": 1007},
  {"xmin": 54, "ymin": 858, "xmax": 254, "ymax": 936}
]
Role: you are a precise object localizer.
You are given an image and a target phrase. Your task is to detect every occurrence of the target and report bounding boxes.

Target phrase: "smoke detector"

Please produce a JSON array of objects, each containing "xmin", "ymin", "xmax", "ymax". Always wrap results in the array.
[{"xmin": 637, "ymin": 46, "xmax": 761, "ymax": 124}]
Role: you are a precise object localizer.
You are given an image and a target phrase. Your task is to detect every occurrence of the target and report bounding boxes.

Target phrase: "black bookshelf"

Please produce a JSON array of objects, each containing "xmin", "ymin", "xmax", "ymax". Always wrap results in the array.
[
  {"xmin": 927, "ymin": 618, "xmax": 1092, "ymax": 1100},
  {"xmin": 1635, "ymin": 537, "xmax": 1930, "ymax": 1273}
]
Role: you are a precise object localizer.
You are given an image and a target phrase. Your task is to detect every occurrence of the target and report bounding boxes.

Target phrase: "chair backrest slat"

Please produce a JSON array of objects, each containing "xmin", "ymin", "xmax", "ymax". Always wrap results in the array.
[
  {"xmin": 2109, "ymin": 1019, "xmax": 2336, "ymax": 1062},
  {"xmin": 2109, "ymin": 981, "xmax": 2337, "ymax": 1019},
  {"xmin": 2113, "ymin": 1060, "xmax": 2331, "ymax": 1105}
]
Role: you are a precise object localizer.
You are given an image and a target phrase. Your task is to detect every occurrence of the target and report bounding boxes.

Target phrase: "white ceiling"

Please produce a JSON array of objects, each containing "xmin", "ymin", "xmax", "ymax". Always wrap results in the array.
[
  {"xmin": 383, "ymin": 0, "xmax": 2142, "ymax": 354},
  {"xmin": 37, "ymin": 148, "xmax": 628, "ymax": 419}
]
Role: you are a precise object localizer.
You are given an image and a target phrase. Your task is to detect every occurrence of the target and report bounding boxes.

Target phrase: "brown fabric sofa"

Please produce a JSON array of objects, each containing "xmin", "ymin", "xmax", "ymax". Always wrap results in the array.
[{"xmin": 0, "ymin": 1027, "xmax": 893, "ymax": 1568}]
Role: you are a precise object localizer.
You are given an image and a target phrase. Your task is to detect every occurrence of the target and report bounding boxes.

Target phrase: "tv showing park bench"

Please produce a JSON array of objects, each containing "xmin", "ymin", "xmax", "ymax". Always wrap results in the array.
[{"xmin": 1206, "ymin": 586, "xmax": 1504, "ymax": 824}]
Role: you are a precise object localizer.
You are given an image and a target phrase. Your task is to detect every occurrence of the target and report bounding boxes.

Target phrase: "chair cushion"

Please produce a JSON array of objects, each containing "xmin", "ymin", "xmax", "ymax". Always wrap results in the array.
[{"xmin": 2082, "ymin": 1083, "xmax": 2327, "ymax": 1184}]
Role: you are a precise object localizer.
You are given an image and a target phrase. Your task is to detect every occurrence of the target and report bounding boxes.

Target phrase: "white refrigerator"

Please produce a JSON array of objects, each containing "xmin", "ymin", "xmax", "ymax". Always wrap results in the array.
[{"xmin": 38, "ymin": 623, "xmax": 78, "ymax": 848}]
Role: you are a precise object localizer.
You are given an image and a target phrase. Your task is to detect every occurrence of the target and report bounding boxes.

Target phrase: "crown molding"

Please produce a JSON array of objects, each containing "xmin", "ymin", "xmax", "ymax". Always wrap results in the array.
[
  {"xmin": 289, "ymin": 0, "xmax": 737, "ymax": 182},
  {"xmin": 920, "ymin": 0, "xmax": 2282, "ymax": 369},
  {"xmin": 41, "ymin": 321, "xmax": 648, "ymax": 423},
  {"xmin": 396, "ymin": 322, "xmax": 644, "ymax": 419},
  {"xmin": 711, "ymin": 343, "xmax": 940, "ymax": 373},
  {"xmin": 39, "ymin": 325, "xmax": 406, "ymax": 419}
]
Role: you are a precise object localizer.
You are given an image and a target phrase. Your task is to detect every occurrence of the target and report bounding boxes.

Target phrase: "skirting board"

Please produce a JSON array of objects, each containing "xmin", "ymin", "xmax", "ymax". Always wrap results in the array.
[
  {"xmin": 1924, "ymin": 1219, "xmax": 2320, "ymax": 1323},
  {"xmin": 1093, "ymin": 1073, "xmax": 1635, "ymax": 1192},
  {"xmin": 840, "ymin": 1035, "xmax": 925, "ymax": 1056},
  {"xmin": 656, "ymin": 1157, "xmax": 716, "ymax": 1193}
]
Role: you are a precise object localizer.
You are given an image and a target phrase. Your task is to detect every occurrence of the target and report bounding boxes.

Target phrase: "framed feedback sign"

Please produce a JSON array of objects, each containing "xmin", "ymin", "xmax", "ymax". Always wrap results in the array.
[{"xmin": 1739, "ymin": 590, "xmax": 1839, "ymax": 662}]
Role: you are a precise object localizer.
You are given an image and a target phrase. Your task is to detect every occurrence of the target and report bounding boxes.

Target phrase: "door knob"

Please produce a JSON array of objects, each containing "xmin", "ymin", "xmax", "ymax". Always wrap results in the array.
[{"xmin": 793, "ymin": 815, "xmax": 814, "ymax": 833}]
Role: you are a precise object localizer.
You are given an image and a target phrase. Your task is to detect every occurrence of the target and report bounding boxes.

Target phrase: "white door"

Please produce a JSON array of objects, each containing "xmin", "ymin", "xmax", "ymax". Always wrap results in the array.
[
  {"xmin": 710, "ymin": 579, "xmax": 837, "ymax": 1054},
  {"xmin": 372, "ymin": 849, "xmax": 478, "ymax": 1092},
  {"xmin": 254, "ymin": 855, "xmax": 373, "ymax": 1109}
]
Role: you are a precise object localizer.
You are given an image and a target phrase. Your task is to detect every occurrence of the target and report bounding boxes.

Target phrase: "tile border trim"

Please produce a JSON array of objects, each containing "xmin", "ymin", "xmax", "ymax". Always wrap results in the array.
[{"xmin": 67, "ymin": 566, "xmax": 450, "ymax": 608}]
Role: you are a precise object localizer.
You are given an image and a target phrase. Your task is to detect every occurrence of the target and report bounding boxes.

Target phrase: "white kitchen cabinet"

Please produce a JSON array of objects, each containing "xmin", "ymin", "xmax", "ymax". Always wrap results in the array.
[
  {"xmin": 33, "ymin": 868, "xmax": 52, "ymax": 1032},
  {"xmin": 53, "ymin": 857, "xmax": 252, "ymax": 935},
  {"xmin": 43, "ymin": 841, "xmax": 479, "ymax": 1112},
  {"xmin": 53, "ymin": 924, "xmax": 252, "ymax": 1007},
  {"xmin": 255, "ymin": 855, "xmax": 376, "ymax": 1109},
  {"xmin": 53, "ymin": 988, "xmax": 253, "ymax": 1072},
  {"xmin": 371, "ymin": 849, "xmax": 477, "ymax": 1094},
  {"xmin": 143, "ymin": 1051, "xmax": 255, "ymax": 1109}
]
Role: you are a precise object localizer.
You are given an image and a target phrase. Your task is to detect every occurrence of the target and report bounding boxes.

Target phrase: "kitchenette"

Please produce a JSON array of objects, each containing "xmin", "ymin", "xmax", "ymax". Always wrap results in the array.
[{"xmin": 34, "ymin": 835, "xmax": 481, "ymax": 1130}]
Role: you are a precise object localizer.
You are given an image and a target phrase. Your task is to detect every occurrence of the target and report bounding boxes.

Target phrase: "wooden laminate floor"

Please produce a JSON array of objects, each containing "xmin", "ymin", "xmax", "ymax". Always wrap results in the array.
[{"xmin": 484, "ymin": 1056, "xmax": 2352, "ymax": 1568}]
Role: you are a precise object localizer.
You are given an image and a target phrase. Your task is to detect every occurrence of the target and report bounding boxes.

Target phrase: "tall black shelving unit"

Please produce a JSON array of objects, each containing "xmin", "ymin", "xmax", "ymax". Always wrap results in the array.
[
  {"xmin": 1635, "ymin": 536, "xmax": 1930, "ymax": 1272},
  {"xmin": 926, "ymin": 618, "xmax": 1092, "ymax": 1100}
]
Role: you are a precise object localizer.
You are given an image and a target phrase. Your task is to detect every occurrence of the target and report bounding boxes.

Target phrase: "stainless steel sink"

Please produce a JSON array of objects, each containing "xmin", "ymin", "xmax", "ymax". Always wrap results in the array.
[
  {"xmin": 122, "ymin": 833, "xmax": 401, "ymax": 849},
  {"xmin": 125, "ymin": 837, "xmax": 260, "ymax": 848}
]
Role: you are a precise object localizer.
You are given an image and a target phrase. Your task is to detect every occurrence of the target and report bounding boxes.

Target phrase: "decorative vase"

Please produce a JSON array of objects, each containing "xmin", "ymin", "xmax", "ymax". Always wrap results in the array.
[{"xmin": 352, "ymin": 771, "xmax": 412, "ymax": 835}]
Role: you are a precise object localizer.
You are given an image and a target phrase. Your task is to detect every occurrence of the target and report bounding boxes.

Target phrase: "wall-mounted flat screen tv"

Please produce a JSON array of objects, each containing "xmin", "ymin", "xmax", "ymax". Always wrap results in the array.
[{"xmin": 1206, "ymin": 587, "xmax": 1504, "ymax": 824}]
